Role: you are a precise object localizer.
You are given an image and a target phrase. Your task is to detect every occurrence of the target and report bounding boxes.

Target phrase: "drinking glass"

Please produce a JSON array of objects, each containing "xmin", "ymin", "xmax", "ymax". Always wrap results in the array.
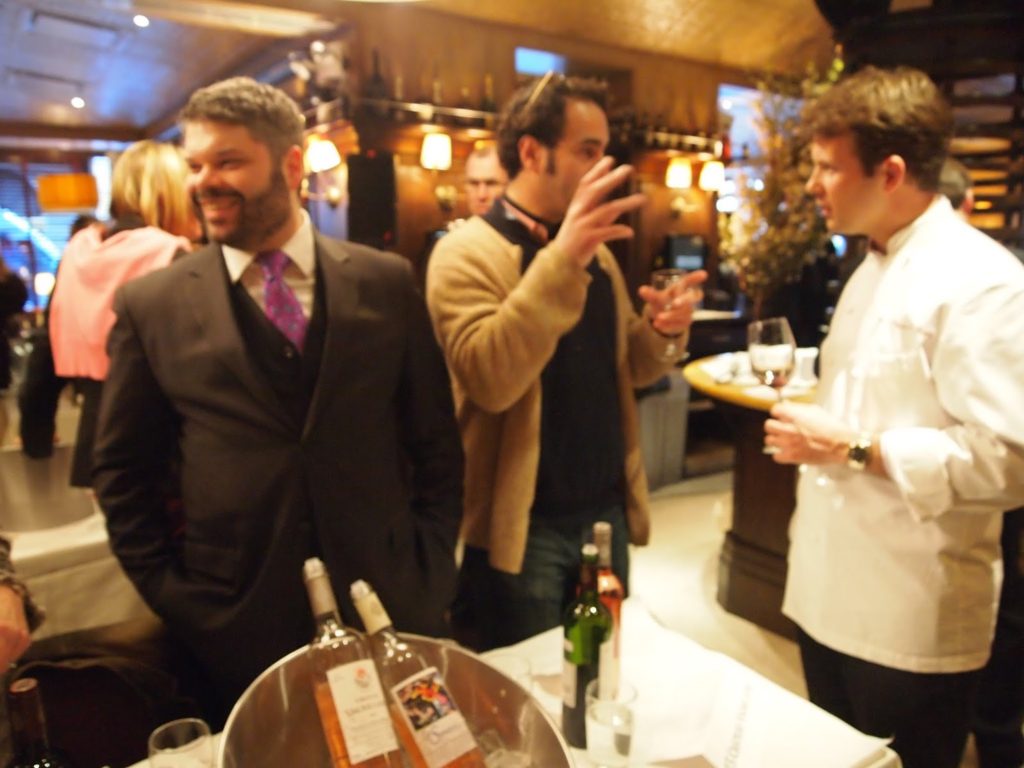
[
  {"xmin": 585, "ymin": 679, "xmax": 636, "ymax": 768},
  {"xmin": 148, "ymin": 717, "xmax": 213, "ymax": 768},
  {"xmin": 650, "ymin": 268, "xmax": 688, "ymax": 358},
  {"xmin": 747, "ymin": 317, "xmax": 796, "ymax": 401}
]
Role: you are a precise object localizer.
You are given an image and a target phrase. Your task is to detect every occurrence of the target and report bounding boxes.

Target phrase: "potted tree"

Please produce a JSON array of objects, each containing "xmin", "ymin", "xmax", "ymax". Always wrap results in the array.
[{"xmin": 719, "ymin": 58, "xmax": 843, "ymax": 340}]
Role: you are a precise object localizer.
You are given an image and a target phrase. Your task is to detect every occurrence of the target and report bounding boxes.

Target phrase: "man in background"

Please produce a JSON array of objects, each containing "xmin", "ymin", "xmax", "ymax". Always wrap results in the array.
[
  {"xmin": 93, "ymin": 77, "xmax": 463, "ymax": 719},
  {"xmin": 938, "ymin": 156, "xmax": 975, "ymax": 216},
  {"xmin": 463, "ymin": 142, "xmax": 508, "ymax": 217},
  {"xmin": 426, "ymin": 73, "xmax": 705, "ymax": 650},
  {"xmin": 765, "ymin": 66, "xmax": 1024, "ymax": 768}
]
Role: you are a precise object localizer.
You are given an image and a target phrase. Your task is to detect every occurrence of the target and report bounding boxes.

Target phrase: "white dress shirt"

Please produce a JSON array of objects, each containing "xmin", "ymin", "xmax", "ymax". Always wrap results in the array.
[
  {"xmin": 221, "ymin": 210, "xmax": 316, "ymax": 319},
  {"xmin": 784, "ymin": 197, "xmax": 1024, "ymax": 673}
]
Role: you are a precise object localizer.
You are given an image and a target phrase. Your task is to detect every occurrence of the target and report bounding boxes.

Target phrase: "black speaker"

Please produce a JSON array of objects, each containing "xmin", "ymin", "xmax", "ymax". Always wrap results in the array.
[{"xmin": 347, "ymin": 151, "xmax": 396, "ymax": 251}]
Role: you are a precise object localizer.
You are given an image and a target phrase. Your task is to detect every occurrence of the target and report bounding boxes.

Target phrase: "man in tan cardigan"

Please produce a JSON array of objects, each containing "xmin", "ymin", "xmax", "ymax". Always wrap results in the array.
[{"xmin": 426, "ymin": 74, "xmax": 705, "ymax": 650}]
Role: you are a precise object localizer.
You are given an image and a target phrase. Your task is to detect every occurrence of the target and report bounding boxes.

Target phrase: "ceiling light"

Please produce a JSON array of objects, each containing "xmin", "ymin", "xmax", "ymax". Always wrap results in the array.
[
  {"xmin": 133, "ymin": 14, "xmax": 150, "ymax": 28},
  {"xmin": 70, "ymin": 96, "xmax": 86, "ymax": 109}
]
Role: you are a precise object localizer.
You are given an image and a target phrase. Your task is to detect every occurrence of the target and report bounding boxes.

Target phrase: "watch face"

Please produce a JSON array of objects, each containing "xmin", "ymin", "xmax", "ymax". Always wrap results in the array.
[{"xmin": 847, "ymin": 438, "xmax": 870, "ymax": 470}]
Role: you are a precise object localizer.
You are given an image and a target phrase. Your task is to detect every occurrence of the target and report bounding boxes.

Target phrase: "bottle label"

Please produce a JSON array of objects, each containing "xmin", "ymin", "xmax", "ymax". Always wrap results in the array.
[
  {"xmin": 561, "ymin": 656, "xmax": 577, "ymax": 708},
  {"xmin": 327, "ymin": 659, "xmax": 400, "ymax": 763},
  {"xmin": 599, "ymin": 635, "xmax": 618, "ymax": 699},
  {"xmin": 390, "ymin": 666, "xmax": 476, "ymax": 768}
]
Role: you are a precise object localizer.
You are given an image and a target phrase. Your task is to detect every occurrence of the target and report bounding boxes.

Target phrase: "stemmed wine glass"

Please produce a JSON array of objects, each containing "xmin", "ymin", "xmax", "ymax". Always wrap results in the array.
[
  {"xmin": 747, "ymin": 317, "xmax": 796, "ymax": 402},
  {"xmin": 650, "ymin": 268, "xmax": 688, "ymax": 358}
]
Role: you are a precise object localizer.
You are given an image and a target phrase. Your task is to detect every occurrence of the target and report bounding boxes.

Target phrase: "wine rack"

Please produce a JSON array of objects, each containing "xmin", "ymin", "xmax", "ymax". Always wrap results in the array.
[{"xmin": 840, "ymin": 5, "xmax": 1024, "ymax": 250}]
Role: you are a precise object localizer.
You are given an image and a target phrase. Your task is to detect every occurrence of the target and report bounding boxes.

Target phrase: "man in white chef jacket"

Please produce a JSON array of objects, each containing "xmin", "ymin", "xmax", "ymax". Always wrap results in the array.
[{"xmin": 764, "ymin": 65, "xmax": 1024, "ymax": 768}]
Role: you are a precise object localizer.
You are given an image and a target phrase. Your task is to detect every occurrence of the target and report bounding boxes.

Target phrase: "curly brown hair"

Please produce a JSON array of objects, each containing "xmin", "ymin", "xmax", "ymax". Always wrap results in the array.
[
  {"xmin": 802, "ymin": 65, "xmax": 952, "ymax": 191},
  {"xmin": 179, "ymin": 77, "xmax": 305, "ymax": 162},
  {"xmin": 496, "ymin": 74, "xmax": 607, "ymax": 179}
]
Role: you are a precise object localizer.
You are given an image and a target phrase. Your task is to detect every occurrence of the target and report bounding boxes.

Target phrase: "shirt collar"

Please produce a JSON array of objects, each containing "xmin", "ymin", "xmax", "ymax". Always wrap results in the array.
[
  {"xmin": 222, "ymin": 209, "xmax": 315, "ymax": 283},
  {"xmin": 875, "ymin": 195, "xmax": 949, "ymax": 258}
]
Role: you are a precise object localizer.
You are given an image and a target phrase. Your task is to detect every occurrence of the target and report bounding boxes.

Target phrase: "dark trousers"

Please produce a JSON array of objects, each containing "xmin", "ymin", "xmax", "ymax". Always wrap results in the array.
[
  {"xmin": 973, "ymin": 507, "xmax": 1024, "ymax": 768},
  {"xmin": 797, "ymin": 628, "xmax": 982, "ymax": 768},
  {"xmin": 452, "ymin": 504, "xmax": 629, "ymax": 652},
  {"xmin": 70, "ymin": 377, "xmax": 102, "ymax": 487}
]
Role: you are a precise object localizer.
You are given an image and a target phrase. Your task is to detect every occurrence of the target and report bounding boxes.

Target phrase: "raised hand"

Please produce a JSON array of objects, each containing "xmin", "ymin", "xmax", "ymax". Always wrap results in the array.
[
  {"xmin": 552, "ymin": 156, "xmax": 647, "ymax": 268},
  {"xmin": 0, "ymin": 586, "xmax": 30, "ymax": 668}
]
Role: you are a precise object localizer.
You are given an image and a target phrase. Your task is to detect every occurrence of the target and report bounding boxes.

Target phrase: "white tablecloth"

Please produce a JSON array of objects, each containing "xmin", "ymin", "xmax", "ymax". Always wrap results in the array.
[
  {"xmin": 6, "ymin": 510, "xmax": 155, "ymax": 640},
  {"xmin": 484, "ymin": 599, "xmax": 901, "ymax": 768}
]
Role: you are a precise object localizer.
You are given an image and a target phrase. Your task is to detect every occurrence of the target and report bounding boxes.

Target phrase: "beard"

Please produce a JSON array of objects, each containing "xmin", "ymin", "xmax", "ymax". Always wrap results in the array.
[{"xmin": 193, "ymin": 167, "xmax": 293, "ymax": 251}]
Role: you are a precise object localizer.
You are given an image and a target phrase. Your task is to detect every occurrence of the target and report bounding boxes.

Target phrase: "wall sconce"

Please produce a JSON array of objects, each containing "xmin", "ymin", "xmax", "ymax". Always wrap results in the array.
[
  {"xmin": 665, "ymin": 158, "xmax": 697, "ymax": 218},
  {"xmin": 698, "ymin": 160, "xmax": 725, "ymax": 192},
  {"xmin": 302, "ymin": 136, "xmax": 346, "ymax": 210},
  {"xmin": 420, "ymin": 132, "xmax": 452, "ymax": 171},
  {"xmin": 420, "ymin": 132, "xmax": 455, "ymax": 213},
  {"xmin": 36, "ymin": 173, "xmax": 98, "ymax": 212},
  {"xmin": 665, "ymin": 157, "xmax": 692, "ymax": 190},
  {"xmin": 305, "ymin": 136, "xmax": 342, "ymax": 173}
]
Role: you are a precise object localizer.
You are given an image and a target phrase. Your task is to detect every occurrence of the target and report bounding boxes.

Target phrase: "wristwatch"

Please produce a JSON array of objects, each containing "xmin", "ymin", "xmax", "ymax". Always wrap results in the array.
[{"xmin": 846, "ymin": 434, "xmax": 873, "ymax": 471}]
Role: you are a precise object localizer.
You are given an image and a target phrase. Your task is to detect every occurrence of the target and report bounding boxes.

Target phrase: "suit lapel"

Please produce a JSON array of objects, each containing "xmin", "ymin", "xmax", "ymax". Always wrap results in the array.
[
  {"xmin": 185, "ymin": 245, "xmax": 292, "ymax": 430},
  {"xmin": 303, "ymin": 234, "xmax": 356, "ymax": 439}
]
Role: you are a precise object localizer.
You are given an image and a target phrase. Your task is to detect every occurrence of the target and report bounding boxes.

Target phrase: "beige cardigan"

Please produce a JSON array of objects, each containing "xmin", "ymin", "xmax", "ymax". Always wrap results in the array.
[{"xmin": 426, "ymin": 217, "xmax": 686, "ymax": 574}]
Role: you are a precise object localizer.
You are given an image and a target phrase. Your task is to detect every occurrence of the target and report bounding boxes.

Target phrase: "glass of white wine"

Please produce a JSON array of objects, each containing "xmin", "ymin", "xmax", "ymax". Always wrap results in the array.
[
  {"xmin": 747, "ymin": 316, "xmax": 796, "ymax": 402},
  {"xmin": 650, "ymin": 268, "xmax": 688, "ymax": 358}
]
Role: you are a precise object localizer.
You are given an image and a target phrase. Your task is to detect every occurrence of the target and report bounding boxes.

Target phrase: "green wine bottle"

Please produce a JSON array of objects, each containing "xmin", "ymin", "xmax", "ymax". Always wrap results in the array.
[
  {"xmin": 561, "ymin": 543, "xmax": 612, "ymax": 749},
  {"xmin": 6, "ymin": 678, "xmax": 73, "ymax": 768}
]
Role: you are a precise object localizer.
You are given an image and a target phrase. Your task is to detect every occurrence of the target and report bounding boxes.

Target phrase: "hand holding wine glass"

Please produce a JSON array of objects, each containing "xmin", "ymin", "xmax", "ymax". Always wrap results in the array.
[
  {"xmin": 748, "ymin": 317, "xmax": 796, "ymax": 401},
  {"xmin": 642, "ymin": 268, "xmax": 706, "ymax": 357}
]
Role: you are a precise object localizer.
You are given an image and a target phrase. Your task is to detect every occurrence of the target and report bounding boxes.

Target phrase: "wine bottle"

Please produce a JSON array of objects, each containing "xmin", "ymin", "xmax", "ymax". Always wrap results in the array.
[
  {"xmin": 562, "ymin": 543, "xmax": 612, "ymax": 749},
  {"xmin": 593, "ymin": 521, "xmax": 624, "ymax": 699},
  {"xmin": 6, "ymin": 678, "xmax": 71, "ymax": 768},
  {"xmin": 391, "ymin": 72, "xmax": 407, "ymax": 123},
  {"xmin": 350, "ymin": 580, "xmax": 485, "ymax": 768},
  {"xmin": 364, "ymin": 49, "xmax": 389, "ymax": 116},
  {"xmin": 480, "ymin": 74, "xmax": 496, "ymax": 129},
  {"xmin": 431, "ymin": 62, "xmax": 443, "ymax": 105},
  {"xmin": 304, "ymin": 558, "xmax": 402, "ymax": 768}
]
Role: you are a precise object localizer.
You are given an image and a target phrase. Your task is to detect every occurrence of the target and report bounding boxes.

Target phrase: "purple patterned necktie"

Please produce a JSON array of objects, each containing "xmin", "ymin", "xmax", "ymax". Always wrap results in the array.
[{"xmin": 255, "ymin": 249, "xmax": 308, "ymax": 351}]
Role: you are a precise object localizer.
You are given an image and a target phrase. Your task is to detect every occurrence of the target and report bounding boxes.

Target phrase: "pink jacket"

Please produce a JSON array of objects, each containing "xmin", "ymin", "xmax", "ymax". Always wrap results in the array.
[{"xmin": 50, "ymin": 225, "xmax": 189, "ymax": 380}]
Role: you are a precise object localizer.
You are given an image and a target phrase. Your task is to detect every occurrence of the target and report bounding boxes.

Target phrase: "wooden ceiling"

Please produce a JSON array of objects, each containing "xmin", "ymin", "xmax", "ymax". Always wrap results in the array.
[{"xmin": 0, "ymin": 0, "xmax": 836, "ymax": 147}]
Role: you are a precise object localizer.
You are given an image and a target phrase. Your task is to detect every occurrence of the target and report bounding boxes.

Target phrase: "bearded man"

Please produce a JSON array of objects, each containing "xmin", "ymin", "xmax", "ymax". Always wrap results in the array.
[{"xmin": 92, "ymin": 77, "xmax": 464, "ymax": 720}]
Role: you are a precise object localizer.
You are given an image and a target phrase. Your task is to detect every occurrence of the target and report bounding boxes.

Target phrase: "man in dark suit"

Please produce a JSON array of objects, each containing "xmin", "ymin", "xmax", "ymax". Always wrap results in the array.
[{"xmin": 92, "ymin": 77, "xmax": 464, "ymax": 719}]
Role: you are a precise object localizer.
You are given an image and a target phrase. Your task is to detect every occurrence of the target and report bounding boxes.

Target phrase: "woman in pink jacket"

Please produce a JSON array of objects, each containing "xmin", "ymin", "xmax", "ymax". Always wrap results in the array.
[{"xmin": 50, "ymin": 140, "xmax": 198, "ymax": 487}]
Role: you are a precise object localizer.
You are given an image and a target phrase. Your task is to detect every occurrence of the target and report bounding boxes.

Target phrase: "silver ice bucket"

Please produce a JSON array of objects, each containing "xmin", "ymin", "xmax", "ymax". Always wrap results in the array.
[{"xmin": 218, "ymin": 635, "xmax": 573, "ymax": 767}]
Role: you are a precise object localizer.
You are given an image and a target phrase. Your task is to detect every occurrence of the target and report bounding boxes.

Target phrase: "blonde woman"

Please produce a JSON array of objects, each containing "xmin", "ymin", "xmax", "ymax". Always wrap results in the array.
[{"xmin": 49, "ymin": 140, "xmax": 198, "ymax": 487}]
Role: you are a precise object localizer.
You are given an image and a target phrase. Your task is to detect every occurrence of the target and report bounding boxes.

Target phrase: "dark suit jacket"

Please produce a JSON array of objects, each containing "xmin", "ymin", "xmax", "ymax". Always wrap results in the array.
[{"xmin": 92, "ymin": 234, "xmax": 464, "ymax": 705}]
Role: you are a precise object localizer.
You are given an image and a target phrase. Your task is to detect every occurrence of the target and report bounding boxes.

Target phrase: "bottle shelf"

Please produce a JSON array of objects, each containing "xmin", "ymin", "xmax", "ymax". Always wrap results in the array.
[{"xmin": 360, "ymin": 97, "xmax": 497, "ymax": 127}]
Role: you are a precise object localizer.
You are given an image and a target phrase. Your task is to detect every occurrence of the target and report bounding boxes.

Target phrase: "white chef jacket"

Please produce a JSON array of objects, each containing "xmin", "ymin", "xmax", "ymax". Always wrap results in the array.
[{"xmin": 783, "ymin": 197, "xmax": 1024, "ymax": 673}]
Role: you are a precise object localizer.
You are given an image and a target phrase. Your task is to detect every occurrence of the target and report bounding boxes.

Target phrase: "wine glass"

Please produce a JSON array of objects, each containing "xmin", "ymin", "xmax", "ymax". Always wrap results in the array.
[
  {"xmin": 148, "ymin": 718, "xmax": 213, "ymax": 768},
  {"xmin": 650, "ymin": 268, "xmax": 688, "ymax": 358},
  {"xmin": 747, "ymin": 317, "xmax": 796, "ymax": 402}
]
